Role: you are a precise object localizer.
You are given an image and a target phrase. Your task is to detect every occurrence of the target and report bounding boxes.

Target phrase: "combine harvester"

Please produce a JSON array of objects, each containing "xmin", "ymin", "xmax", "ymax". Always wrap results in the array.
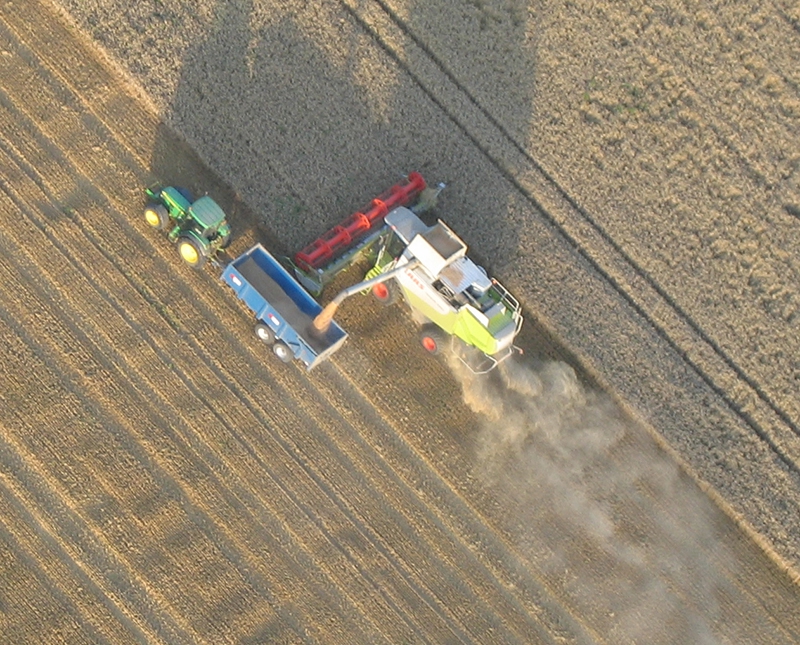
[{"xmin": 143, "ymin": 173, "xmax": 523, "ymax": 372}]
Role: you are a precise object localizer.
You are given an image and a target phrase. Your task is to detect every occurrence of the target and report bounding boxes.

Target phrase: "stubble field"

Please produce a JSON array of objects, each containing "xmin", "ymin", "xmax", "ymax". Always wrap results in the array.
[{"xmin": 1, "ymin": 0, "xmax": 799, "ymax": 642}]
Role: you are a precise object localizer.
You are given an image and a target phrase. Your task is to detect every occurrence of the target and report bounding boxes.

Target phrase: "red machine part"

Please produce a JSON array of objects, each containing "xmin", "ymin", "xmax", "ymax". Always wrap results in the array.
[{"xmin": 294, "ymin": 172, "xmax": 426, "ymax": 271}]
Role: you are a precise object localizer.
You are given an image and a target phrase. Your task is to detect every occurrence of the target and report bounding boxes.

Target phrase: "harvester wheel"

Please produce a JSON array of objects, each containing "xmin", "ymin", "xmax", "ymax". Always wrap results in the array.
[
  {"xmin": 254, "ymin": 323, "xmax": 275, "ymax": 344},
  {"xmin": 144, "ymin": 204, "xmax": 169, "ymax": 230},
  {"xmin": 177, "ymin": 234, "xmax": 207, "ymax": 269},
  {"xmin": 272, "ymin": 341, "xmax": 293, "ymax": 363},
  {"xmin": 419, "ymin": 324, "xmax": 447, "ymax": 355},
  {"xmin": 371, "ymin": 280, "xmax": 397, "ymax": 305}
]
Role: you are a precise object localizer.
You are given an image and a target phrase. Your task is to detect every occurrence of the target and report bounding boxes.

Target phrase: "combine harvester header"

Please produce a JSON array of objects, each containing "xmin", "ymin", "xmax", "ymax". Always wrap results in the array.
[
  {"xmin": 294, "ymin": 171, "xmax": 426, "ymax": 272},
  {"xmin": 292, "ymin": 172, "xmax": 431, "ymax": 296}
]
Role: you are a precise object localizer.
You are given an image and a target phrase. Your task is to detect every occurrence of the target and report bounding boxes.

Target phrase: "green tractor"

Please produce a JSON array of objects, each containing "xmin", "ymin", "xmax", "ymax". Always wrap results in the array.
[{"xmin": 144, "ymin": 185, "xmax": 232, "ymax": 268}]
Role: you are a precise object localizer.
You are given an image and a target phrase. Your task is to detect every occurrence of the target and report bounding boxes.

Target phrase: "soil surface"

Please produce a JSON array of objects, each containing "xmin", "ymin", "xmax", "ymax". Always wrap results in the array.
[{"xmin": 1, "ymin": 0, "xmax": 799, "ymax": 643}]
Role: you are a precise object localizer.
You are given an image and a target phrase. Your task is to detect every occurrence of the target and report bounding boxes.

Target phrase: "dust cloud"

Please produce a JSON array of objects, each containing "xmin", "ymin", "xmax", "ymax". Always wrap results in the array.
[{"xmin": 449, "ymin": 355, "xmax": 730, "ymax": 645}]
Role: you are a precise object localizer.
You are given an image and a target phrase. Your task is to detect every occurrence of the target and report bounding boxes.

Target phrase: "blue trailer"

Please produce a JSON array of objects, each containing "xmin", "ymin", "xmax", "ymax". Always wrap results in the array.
[{"xmin": 222, "ymin": 244, "xmax": 348, "ymax": 370}]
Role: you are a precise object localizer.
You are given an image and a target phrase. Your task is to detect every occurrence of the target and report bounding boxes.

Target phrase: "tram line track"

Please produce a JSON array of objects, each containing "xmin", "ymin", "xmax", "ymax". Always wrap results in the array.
[{"xmin": 339, "ymin": 0, "xmax": 800, "ymax": 481}]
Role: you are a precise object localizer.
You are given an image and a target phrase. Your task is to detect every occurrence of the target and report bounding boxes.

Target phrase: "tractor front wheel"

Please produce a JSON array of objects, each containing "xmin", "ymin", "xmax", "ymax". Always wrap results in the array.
[
  {"xmin": 144, "ymin": 203, "xmax": 169, "ymax": 230},
  {"xmin": 177, "ymin": 234, "xmax": 208, "ymax": 269},
  {"xmin": 272, "ymin": 341, "xmax": 293, "ymax": 363},
  {"xmin": 419, "ymin": 324, "xmax": 447, "ymax": 355},
  {"xmin": 255, "ymin": 323, "xmax": 275, "ymax": 344}
]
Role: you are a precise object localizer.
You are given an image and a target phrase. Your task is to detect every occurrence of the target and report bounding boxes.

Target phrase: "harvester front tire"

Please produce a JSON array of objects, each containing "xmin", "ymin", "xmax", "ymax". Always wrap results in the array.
[
  {"xmin": 255, "ymin": 323, "xmax": 275, "ymax": 344},
  {"xmin": 419, "ymin": 324, "xmax": 447, "ymax": 356},
  {"xmin": 144, "ymin": 204, "xmax": 169, "ymax": 230},
  {"xmin": 177, "ymin": 234, "xmax": 207, "ymax": 269},
  {"xmin": 371, "ymin": 280, "xmax": 397, "ymax": 306},
  {"xmin": 272, "ymin": 341, "xmax": 293, "ymax": 363}
]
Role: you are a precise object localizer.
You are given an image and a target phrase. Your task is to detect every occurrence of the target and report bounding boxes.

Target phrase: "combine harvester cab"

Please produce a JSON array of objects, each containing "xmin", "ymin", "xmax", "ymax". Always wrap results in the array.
[{"xmin": 222, "ymin": 244, "xmax": 348, "ymax": 370}]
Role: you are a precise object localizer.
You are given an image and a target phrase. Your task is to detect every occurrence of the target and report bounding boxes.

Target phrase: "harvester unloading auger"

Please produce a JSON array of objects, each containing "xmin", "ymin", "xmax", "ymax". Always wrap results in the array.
[{"xmin": 311, "ymin": 260, "xmax": 421, "ymax": 334}]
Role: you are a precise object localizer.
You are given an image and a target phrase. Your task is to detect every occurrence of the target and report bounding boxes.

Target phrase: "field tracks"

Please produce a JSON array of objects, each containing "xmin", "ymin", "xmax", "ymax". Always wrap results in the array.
[
  {"xmin": 0, "ymin": 58, "xmax": 575, "ymax": 643},
  {"xmin": 1, "ymin": 0, "xmax": 800, "ymax": 642},
  {"xmin": 338, "ymin": 0, "xmax": 800, "ymax": 482},
  {"xmin": 0, "ymin": 424, "xmax": 184, "ymax": 644}
]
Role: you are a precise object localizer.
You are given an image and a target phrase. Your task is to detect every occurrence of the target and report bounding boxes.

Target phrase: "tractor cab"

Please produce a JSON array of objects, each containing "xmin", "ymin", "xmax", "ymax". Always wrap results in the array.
[{"xmin": 186, "ymin": 196, "xmax": 230, "ymax": 240}]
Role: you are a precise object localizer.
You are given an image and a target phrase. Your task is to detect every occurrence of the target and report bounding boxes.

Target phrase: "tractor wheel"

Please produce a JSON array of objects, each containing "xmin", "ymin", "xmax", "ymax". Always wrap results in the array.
[
  {"xmin": 272, "ymin": 341, "xmax": 293, "ymax": 363},
  {"xmin": 254, "ymin": 323, "xmax": 275, "ymax": 344},
  {"xmin": 219, "ymin": 232, "xmax": 232, "ymax": 249},
  {"xmin": 177, "ymin": 234, "xmax": 208, "ymax": 269},
  {"xmin": 419, "ymin": 324, "xmax": 447, "ymax": 356},
  {"xmin": 371, "ymin": 280, "xmax": 397, "ymax": 305},
  {"xmin": 144, "ymin": 204, "xmax": 169, "ymax": 230}
]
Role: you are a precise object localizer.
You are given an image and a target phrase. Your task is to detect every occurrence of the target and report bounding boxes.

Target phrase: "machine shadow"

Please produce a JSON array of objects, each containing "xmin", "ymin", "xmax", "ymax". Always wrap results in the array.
[{"xmin": 147, "ymin": 0, "xmax": 561, "ymax": 367}]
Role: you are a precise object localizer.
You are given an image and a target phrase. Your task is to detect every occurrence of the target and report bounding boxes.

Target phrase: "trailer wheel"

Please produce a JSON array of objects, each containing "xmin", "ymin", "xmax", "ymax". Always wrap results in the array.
[
  {"xmin": 419, "ymin": 324, "xmax": 447, "ymax": 355},
  {"xmin": 371, "ymin": 281, "xmax": 397, "ymax": 305},
  {"xmin": 177, "ymin": 234, "xmax": 207, "ymax": 269},
  {"xmin": 254, "ymin": 323, "xmax": 275, "ymax": 344},
  {"xmin": 144, "ymin": 204, "xmax": 169, "ymax": 230},
  {"xmin": 272, "ymin": 341, "xmax": 293, "ymax": 363}
]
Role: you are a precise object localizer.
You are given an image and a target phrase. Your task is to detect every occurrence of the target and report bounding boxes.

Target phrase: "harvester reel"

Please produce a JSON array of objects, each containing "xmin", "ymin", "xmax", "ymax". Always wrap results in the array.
[{"xmin": 144, "ymin": 203, "xmax": 169, "ymax": 230}]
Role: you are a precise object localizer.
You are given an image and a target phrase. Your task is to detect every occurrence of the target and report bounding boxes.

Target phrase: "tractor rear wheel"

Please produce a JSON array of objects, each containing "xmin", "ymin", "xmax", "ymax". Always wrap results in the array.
[
  {"xmin": 254, "ymin": 323, "xmax": 275, "ymax": 344},
  {"xmin": 144, "ymin": 204, "xmax": 169, "ymax": 230},
  {"xmin": 272, "ymin": 341, "xmax": 293, "ymax": 363},
  {"xmin": 177, "ymin": 234, "xmax": 208, "ymax": 269},
  {"xmin": 371, "ymin": 280, "xmax": 397, "ymax": 305},
  {"xmin": 419, "ymin": 324, "xmax": 447, "ymax": 355}
]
